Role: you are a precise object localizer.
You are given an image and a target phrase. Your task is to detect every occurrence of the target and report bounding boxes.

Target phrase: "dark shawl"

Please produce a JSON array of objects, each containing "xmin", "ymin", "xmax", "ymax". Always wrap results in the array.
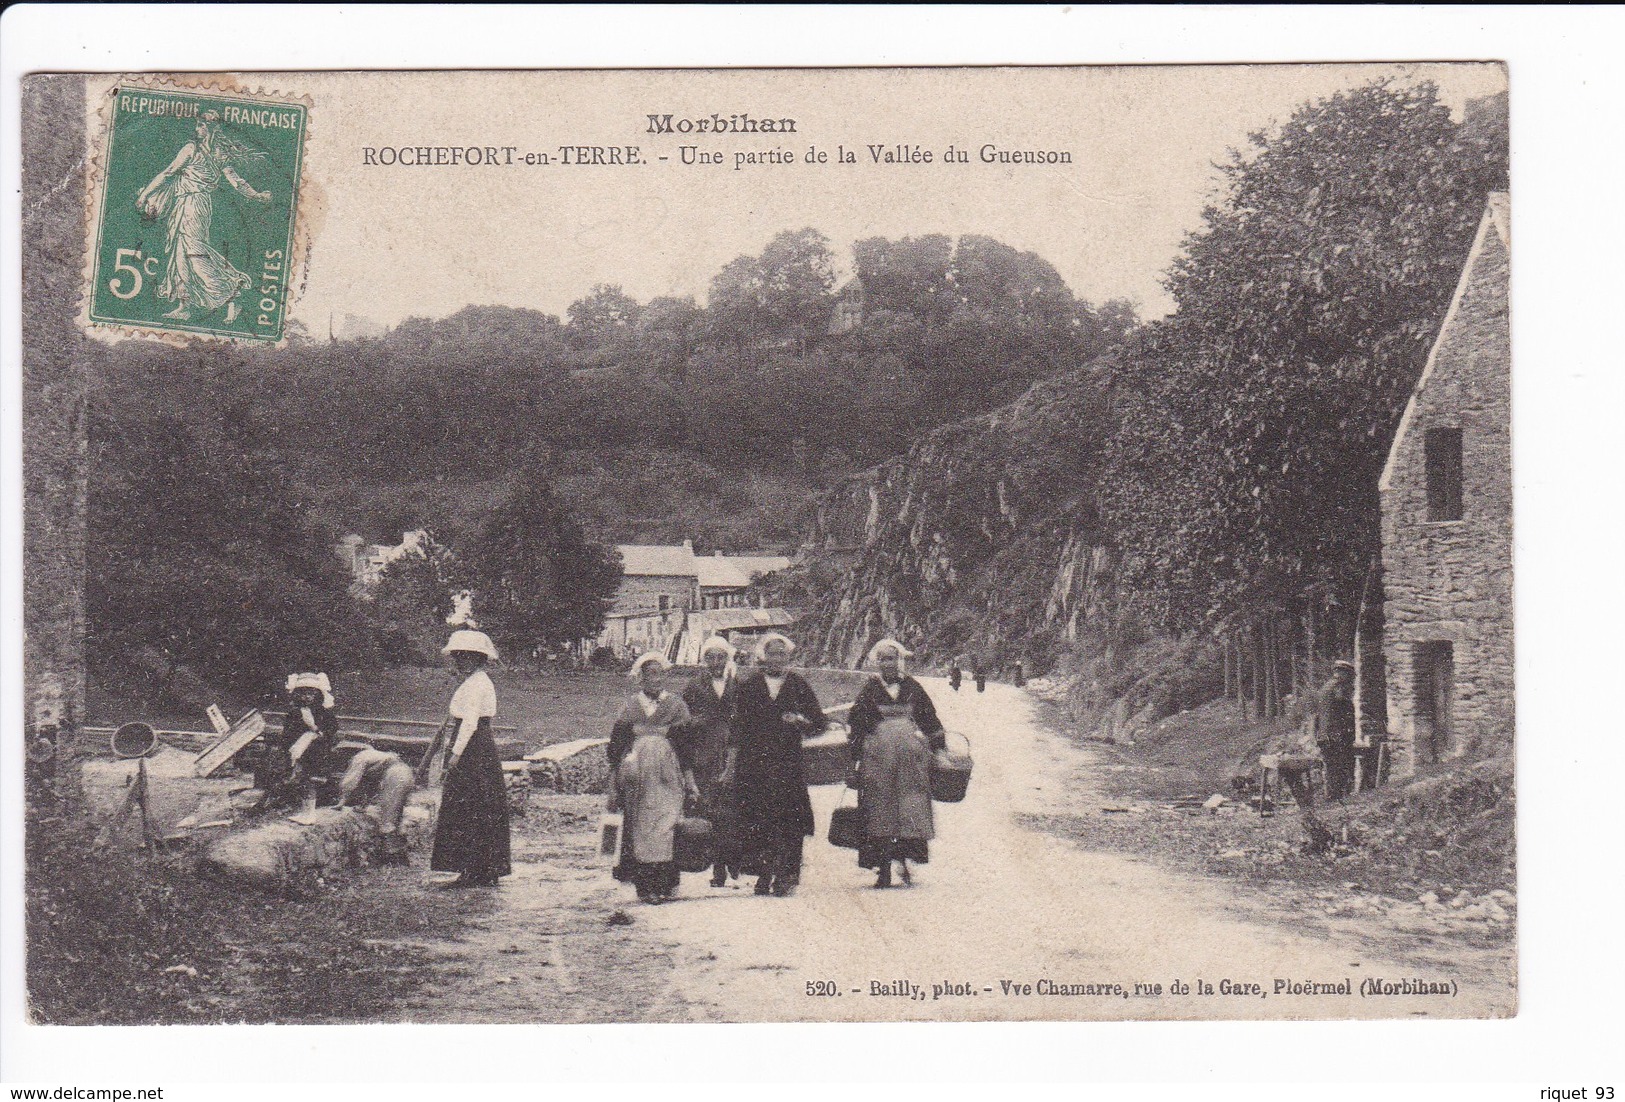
[{"xmin": 847, "ymin": 675, "xmax": 946, "ymax": 762}]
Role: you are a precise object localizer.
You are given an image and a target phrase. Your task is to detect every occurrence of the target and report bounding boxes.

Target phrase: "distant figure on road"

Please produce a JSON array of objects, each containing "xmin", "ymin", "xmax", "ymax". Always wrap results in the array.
[
  {"xmin": 1317, "ymin": 659, "xmax": 1358, "ymax": 801},
  {"xmin": 430, "ymin": 630, "xmax": 511, "ymax": 889},
  {"xmin": 846, "ymin": 640, "xmax": 945, "ymax": 889},
  {"xmin": 726, "ymin": 633, "xmax": 827, "ymax": 897},
  {"xmin": 948, "ymin": 660, "xmax": 962, "ymax": 692},
  {"xmin": 1011, "ymin": 661, "xmax": 1025, "ymax": 688},
  {"xmin": 973, "ymin": 662, "xmax": 987, "ymax": 693},
  {"xmin": 683, "ymin": 636, "xmax": 740, "ymax": 887},
  {"xmin": 608, "ymin": 652, "xmax": 698, "ymax": 905},
  {"xmin": 337, "ymin": 746, "xmax": 416, "ymax": 866}
]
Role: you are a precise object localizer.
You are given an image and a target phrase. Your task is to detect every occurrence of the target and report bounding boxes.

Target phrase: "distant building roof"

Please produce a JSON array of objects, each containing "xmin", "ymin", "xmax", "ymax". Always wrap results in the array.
[
  {"xmin": 691, "ymin": 607, "xmax": 798, "ymax": 632},
  {"xmin": 617, "ymin": 541, "xmax": 697, "ymax": 577},
  {"xmin": 695, "ymin": 557, "xmax": 752, "ymax": 589},
  {"xmin": 725, "ymin": 555, "xmax": 794, "ymax": 579}
]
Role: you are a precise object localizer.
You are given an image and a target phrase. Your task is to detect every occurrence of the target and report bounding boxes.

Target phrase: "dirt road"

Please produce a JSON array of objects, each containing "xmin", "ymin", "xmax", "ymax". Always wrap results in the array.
[{"xmin": 396, "ymin": 678, "xmax": 1515, "ymax": 1023}]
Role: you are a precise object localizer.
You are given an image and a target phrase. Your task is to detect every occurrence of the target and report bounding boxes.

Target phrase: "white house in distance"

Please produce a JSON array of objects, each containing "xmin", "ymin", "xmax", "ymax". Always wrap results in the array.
[
  {"xmin": 336, "ymin": 530, "xmax": 431, "ymax": 594},
  {"xmin": 596, "ymin": 540, "xmax": 795, "ymax": 662}
]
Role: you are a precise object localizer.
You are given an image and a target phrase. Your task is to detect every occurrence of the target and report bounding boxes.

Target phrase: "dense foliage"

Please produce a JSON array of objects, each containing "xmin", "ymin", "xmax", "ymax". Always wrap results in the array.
[
  {"xmin": 1102, "ymin": 82, "xmax": 1507, "ymax": 630},
  {"xmin": 86, "ymin": 353, "xmax": 378, "ymax": 705}
]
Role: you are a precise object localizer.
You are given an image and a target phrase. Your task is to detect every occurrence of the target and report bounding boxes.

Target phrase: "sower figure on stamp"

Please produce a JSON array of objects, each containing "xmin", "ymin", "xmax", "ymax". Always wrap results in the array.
[
  {"xmin": 728, "ymin": 633, "xmax": 827, "ymax": 897},
  {"xmin": 135, "ymin": 110, "xmax": 271, "ymax": 324},
  {"xmin": 1316, "ymin": 659, "xmax": 1359, "ymax": 801},
  {"xmin": 682, "ymin": 636, "xmax": 740, "ymax": 887},
  {"xmin": 846, "ymin": 640, "xmax": 945, "ymax": 889}
]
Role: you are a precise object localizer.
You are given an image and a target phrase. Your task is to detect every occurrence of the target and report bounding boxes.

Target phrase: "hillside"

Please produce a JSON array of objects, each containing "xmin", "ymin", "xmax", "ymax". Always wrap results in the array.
[{"xmin": 770, "ymin": 362, "xmax": 1121, "ymax": 674}]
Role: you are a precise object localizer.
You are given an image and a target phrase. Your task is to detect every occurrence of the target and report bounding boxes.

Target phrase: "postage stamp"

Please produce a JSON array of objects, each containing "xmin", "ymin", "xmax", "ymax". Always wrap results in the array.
[{"xmin": 86, "ymin": 81, "xmax": 308, "ymax": 342}]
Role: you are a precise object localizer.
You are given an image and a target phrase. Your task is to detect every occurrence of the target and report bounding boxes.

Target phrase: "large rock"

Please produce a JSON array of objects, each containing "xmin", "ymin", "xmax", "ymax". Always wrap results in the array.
[{"xmin": 199, "ymin": 791, "xmax": 438, "ymax": 892}]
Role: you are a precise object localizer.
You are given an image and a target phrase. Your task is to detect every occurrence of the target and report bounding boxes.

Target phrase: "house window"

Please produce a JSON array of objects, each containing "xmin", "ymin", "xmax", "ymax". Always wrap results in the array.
[
  {"xmin": 1424, "ymin": 427, "xmax": 1463, "ymax": 521},
  {"xmin": 658, "ymin": 595, "xmax": 671, "ymax": 612}
]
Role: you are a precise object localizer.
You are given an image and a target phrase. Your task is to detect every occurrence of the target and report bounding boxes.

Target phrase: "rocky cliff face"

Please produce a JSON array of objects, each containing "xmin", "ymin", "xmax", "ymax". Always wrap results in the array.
[{"xmin": 778, "ymin": 365, "xmax": 1119, "ymax": 673}]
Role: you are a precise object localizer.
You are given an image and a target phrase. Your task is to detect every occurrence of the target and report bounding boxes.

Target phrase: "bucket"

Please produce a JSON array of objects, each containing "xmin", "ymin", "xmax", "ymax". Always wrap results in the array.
[
  {"xmin": 674, "ymin": 814, "xmax": 714, "ymax": 873},
  {"xmin": 929, "ymin": 732, "xmax": 973, "ymax": 803},
  {"xmin": 827, "ymin": 787, "xmax": 864, "ymax": 850},
  {"xmin": 596, "ymin": 812, "xmax": 623, "ymax": 863}
]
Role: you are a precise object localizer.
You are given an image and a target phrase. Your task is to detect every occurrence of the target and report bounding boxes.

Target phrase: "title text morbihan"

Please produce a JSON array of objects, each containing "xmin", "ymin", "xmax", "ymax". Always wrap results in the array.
[{"xmin": 647, "ymin": 113, "xmax": 798, "ymax": 135}]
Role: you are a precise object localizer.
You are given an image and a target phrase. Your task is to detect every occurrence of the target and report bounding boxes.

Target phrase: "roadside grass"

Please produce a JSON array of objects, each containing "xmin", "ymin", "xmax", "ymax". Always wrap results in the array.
[{"xmin": 1038, "ymin": 696, "xmax": 1515, "ymax": 942}]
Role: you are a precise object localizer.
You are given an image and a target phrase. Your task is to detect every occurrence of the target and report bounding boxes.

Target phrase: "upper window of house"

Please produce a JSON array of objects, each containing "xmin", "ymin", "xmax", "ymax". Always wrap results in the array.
[
  {"xmin": 1424, "ymin": 427, "xmax": 1464, "ymax": 521},
  {"xmin": 659, "ymin": 595, "xmax": 671, "ymax": 612}
]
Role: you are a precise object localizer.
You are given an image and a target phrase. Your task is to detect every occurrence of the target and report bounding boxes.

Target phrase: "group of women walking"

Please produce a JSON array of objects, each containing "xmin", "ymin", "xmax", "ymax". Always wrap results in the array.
[
  {"xmin": 607, "ymin": 632, "xmax": 948, "ymax": 903},
  {"xmin": 322, "ymin": 626, "xmax": 951, "ymax": 901}
]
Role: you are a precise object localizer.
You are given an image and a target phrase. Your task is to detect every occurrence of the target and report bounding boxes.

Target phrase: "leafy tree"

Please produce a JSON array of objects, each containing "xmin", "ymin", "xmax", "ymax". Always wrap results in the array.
[
  {"xmin": 566, "ymin": 283, "xmax": 643, "ymax": 351},
  {"xmin": 370, "ymin": 537, "xmax": 460, "ymax": 664},
  {"xmin": 1103, "ymin": 82, "xmax": 1508, "ymax": 630},
  {"xmin": 462, "ymin": 462, "xmax": 622, "ymax": 656},
  {"xmin": 86, "ymin": 400, "xmax": 377, "ymax": 705}
]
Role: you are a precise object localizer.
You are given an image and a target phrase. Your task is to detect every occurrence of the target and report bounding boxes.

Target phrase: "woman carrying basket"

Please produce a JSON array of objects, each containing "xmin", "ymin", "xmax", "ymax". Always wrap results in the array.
[
  {"xmin": 608, "ymin": 652, "xmax": 699, "ymax": 905},
  {"xmin": 845, "ymin": 639, "xmax": 946, "ymax": 889}
]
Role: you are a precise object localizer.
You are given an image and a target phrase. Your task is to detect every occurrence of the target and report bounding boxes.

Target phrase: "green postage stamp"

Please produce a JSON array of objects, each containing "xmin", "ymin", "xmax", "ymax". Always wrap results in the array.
[{"xmin": 87, "ymin": 81, "xmax": 308, "ymax": 342}]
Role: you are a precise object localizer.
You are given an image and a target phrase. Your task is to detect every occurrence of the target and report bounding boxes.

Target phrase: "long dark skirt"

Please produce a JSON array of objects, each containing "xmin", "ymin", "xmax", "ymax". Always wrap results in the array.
[
  {"xmin": 733, "ymin": 763, "xmax": 813, "ymax": 884},
  {"xmin": 430, "ymin": 723, "xmax": 511, "ymax": 880}
]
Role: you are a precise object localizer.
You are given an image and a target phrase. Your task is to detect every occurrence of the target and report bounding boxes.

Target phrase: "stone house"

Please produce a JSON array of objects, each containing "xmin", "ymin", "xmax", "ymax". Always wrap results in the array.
[
  {"xmin": 1377, "ymin": 193, "xmax": 1513, "ymax": 774},
  {"xmin": 595, "ymin": 542, "xmax": 796, "ymax": 660}
]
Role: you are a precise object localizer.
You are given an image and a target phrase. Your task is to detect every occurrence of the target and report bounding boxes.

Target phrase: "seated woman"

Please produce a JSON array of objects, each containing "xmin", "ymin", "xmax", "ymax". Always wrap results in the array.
[
  {"xmin": 608, "ymin": 653, "xmax": 699, "ymax": 904},
  {"xmin": 846, "ymin": 640, "xmax": 945, "ymax": 889},
  {"xmin": 260, "ymin": 672, "xmax": 340, "ymax": 812}
]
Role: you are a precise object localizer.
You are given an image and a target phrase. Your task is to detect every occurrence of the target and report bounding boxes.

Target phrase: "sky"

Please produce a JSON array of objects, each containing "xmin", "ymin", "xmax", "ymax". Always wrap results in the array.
[{"xmin": 86, "ymin": 63, "xmax": 1507, "ymax": 333}]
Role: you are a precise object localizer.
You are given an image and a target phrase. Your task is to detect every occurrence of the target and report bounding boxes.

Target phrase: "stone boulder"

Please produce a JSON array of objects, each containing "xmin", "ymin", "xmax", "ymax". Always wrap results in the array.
[{"xmin": 198, "ymin": 791, "xmax": 438, "ymax": 893}]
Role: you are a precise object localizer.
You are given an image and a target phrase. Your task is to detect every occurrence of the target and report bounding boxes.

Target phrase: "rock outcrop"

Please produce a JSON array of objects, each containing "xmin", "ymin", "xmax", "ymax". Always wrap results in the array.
[{"xmin": 779, "ymin": 365, "xmax": 1119, "ymax": 675}]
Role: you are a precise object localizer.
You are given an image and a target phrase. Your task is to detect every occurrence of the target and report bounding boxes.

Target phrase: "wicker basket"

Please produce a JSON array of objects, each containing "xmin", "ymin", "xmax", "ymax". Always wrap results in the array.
[{"xmin": 930, "ymin": 732, "xmax": 974, "ymax": 803}]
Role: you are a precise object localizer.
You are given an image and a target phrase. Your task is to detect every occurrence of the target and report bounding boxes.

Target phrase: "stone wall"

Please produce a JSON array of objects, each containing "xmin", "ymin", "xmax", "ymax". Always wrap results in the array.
[
  {"xmin": 1380, "ymin": 203, "xmax": 1514, "ymax": 775},
  {"xmin": 22, "ymin": 76, "xmax": 91, "ymax": 778},
  {"xmin": 612, "ymin": 573, "xmax": 696, "ymax": 615}
]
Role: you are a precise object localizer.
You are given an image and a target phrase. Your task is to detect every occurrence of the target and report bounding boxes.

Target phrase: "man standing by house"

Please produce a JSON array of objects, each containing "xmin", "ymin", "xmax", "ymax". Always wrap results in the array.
[{"xmin": 1317, "ymin": 660, "xmax": 1358, "ymax": 801}]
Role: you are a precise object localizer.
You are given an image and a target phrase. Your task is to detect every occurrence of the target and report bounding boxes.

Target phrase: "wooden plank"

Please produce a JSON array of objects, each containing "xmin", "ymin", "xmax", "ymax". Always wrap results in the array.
[{"xmin": 193, "ymin": 710, "xmax": 267, "ymax": 777}]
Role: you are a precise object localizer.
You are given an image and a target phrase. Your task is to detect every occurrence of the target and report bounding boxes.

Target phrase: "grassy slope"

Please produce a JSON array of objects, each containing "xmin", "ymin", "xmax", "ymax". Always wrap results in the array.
[{"xmin": 1044, "ymin": 695, "xmax": 1515, "ymax": 917}]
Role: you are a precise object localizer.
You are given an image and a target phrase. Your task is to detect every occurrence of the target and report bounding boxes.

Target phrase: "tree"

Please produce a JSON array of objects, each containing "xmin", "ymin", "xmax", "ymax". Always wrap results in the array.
[
  {"xmin": 86, "ymin": 400, "xmax": 377, "ymax": 705},
  {"xmin": 1102, "ymin": 82, "xmax": 1508, "ymax": 633},
  {"xmin": 566, "ymin": 284, "xmax": 643, "ymax": 351},
  {"xmin": 371, "ymin": 537, "xmax": 460, "ymax": 664},
  {"xmin": 462, "ymin": 463, "xmax": 622, "ymax": 656}
]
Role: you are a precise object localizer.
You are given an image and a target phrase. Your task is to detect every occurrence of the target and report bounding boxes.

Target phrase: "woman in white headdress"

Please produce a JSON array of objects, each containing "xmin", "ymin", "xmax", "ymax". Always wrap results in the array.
[
  {"xmin": 682, "ymin": 636, "xmax": 741, "ymax": 886},
  {"xmin": 429, "ymin": 629, "xmax": 511, "ymax": 888},
  {"xmin": 260, "ymin": 671, "xmax": 340, "ymax": 811},
  {"xmin": 729, "ymin": 633, "xmax": 828, "ymax": 897},
  {"xmin": 846, "ymin": 639, "xmax": 946, "ymax": 888},
  {"xmin": 608, "ymin": 652, "xmax": 698, "ymax": 904}
]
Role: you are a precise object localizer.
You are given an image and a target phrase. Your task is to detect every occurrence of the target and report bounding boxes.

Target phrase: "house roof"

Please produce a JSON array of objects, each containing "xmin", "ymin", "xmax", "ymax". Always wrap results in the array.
[
  {"xmin": 690, "ymin": 607, "xmax": 798, "ymax": 632},
  {"xmin": 616, "ymin": 543, "xmax": 698, "ymax": 577},
  {"xmin": 724, "ymin": 555, "xmax": 793, "ymax": 579},
  {"xmin": 695, "ymin": 557, "xmax": 752, "ymax": 589}
]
